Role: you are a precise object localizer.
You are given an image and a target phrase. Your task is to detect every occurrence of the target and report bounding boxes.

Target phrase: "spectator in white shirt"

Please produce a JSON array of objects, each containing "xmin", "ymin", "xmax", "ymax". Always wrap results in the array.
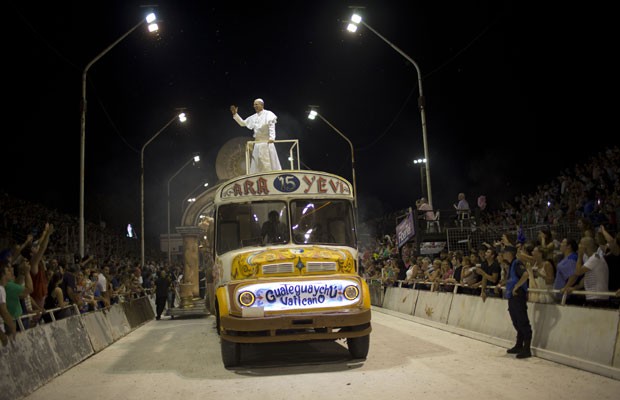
[{"xmin": 562, "ymin": 236, "xmax": 609, "ymax": 308}]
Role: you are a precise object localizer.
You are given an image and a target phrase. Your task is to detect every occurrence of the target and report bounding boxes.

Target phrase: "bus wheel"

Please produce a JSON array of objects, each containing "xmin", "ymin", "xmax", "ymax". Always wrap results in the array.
[
  {"xmin": 215, "ymin": 302, "xmax": 221, "ymax": 335},
  {"xmin": 347, "ymin": 335, "xmax": 369, "ymax": 359},
  {"xmin": 221, "ymin": 338, "xmax": 241, "ymax": 368}
]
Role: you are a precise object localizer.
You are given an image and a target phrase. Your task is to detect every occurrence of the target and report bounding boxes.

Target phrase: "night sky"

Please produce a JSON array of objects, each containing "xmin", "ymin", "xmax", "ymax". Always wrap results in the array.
[{"xmin": 4, "ymin": 1, "xmax": 611, "ymax": 246}]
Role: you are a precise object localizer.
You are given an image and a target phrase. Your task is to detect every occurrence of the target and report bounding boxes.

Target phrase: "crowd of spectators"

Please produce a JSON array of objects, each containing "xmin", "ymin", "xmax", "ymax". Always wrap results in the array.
[
  {"xmin": 477, "ymin": 146, "xmax": 619, "ymax": 230},
  {"xmin": 0, "ymin": 237, "xmax": 184, "ymax": 345},
  {"xmin": 361, "ymin": 230, "xmax": 620, "ymax": 310},
  {"xmin": 360, "ymin": 146, "xmax": 620, "ymax": 308},
  {"xmin": 0, "ymin": 209, "xmax": 185, "ymax": 346}
]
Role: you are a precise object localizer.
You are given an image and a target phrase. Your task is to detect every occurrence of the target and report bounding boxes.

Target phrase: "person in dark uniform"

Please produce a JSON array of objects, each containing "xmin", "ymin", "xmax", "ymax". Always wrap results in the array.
[
  {"xmin": 154, "ymin": 270, "xmax": 171, "ymax": 320},
  {"xmin": 503, "ymin": 245, "xmax": 532, "ymax": 359}
]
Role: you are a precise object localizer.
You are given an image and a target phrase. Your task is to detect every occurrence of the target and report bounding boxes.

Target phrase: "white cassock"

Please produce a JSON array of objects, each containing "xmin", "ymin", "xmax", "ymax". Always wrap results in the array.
[{"xmin": 233, "ymin": 110, "xmax": 282, "ymax": 173}]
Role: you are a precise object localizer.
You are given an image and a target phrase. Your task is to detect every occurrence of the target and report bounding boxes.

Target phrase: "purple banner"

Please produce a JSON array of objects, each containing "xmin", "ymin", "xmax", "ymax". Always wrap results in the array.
[{"xmin": 395, "ymin": 211, "xmax": 415, "ymax": 248}]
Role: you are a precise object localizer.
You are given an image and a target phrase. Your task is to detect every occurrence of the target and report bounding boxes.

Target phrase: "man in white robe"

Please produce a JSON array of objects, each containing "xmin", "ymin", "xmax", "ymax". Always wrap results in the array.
[{"xmin": 230, "ymin": 98, "xmax": 282, "ymax": 173}]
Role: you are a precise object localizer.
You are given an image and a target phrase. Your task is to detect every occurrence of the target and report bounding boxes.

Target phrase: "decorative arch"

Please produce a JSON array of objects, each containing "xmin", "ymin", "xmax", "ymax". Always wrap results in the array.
[{"xmin": 176, "ymin": 183, "xmax": 221, "ymax": 309}]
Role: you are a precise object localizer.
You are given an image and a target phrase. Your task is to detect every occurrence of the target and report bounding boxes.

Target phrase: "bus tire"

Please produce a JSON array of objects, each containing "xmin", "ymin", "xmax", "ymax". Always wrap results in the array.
[
  {"xmin": 221, "ymin": 338, "xmax": 241, "ymax": 368},
  {"xmin": 215, "ymin": 302, "xmax": 221, "ymax": 335},
  {"xmin": 347, "ymin": 334, "xmax": 369, "ymax": 359}
]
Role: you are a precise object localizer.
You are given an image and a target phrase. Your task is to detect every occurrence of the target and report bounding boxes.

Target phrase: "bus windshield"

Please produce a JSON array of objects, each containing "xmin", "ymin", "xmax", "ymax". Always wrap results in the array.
[
  {"xmin": 216, "ymin": 201, "xmax": 289, "ymax": 254},
  {"xmin": 290, "ymin": 199, "xmax": 356, "ymax": 247},
  {"xmin": 216, "ymin": 199, "xmax": 356, "ymax": 254}
]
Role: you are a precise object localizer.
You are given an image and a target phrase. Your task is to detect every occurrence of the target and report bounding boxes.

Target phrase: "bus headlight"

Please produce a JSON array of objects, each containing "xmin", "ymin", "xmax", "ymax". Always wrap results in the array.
[
  {"xmin": 343, "ymin": 285, "xmax": 359, "ymax": 300},
  {"xmin": 238, "ymin": 291, "xmax": 256, "ymax": 307}
]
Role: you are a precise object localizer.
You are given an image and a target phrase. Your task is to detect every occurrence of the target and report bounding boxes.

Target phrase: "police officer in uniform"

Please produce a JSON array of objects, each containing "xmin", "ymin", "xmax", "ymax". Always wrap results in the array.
[{"xmin": 503, "ymin": 245, "xmax": 532, "ymax": 359}]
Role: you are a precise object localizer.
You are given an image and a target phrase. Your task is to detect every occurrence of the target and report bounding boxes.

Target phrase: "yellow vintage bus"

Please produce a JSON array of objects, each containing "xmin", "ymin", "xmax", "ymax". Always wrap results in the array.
[{"xmin": 212, "ymin": 165, "xmax": 371, "ymax": 367}]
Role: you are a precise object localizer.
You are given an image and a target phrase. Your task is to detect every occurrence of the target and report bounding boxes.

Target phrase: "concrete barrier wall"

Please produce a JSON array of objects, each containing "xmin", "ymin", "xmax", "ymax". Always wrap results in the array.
[
  {"xmin": 123, "ymin": 299, "xmax": 145, "ymax": 328},
  {"xmin": 0, "ymin": 315, "xmax": 94, "ymax": 400},
  {"xmin": 381, "ymin": 286, "xmax": 620, "ymax": 380},
  {"xmin": 135, "ymin": 296, "xmax": 155, "ymax": 321},
  {"xmin": 368, "ymin": 281, "xmax": 384, "ymax": 306},
  {"xmin": 0, "ymin": 296, "xmax": 156, "ymax": 400},
  {"xmin": 106, "ymin": 303, "xmax": 132, "ymax": 340},
  {"xmin": 413, "ymin": 290, "xmax": 453, "ymax": 324},
  {"xmin": 615, "ymin": 318, "xmax": 620, "ymax": 369},
  {"xmin": 381, "ymin": 287, "xmax": 417, "ymax": 315},
  {"xmin": 448, "ymin": 295, "xmax": 515, "ymax": 340},
  {"xmin": 81, "ymin": 311, "xmax": 115, "ymax": 353}
]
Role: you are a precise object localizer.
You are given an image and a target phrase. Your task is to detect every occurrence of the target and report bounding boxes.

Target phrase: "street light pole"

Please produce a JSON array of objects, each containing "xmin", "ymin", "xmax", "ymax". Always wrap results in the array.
[
  {"xmin": 307, "ymin": 109, "xmax": 357, "ymax": 210},
  {"xmin": 413, "ymin": 158, "xmax": 427, "ymax": 198},
  {"xmin": 167, "ymin": 154, "xmax": 201, "ymax": 265},
  {"xmin": 182, "ymin": 181, "xmax": 209, "ymax": 214},
  {"xmin": 347, "ymin": 14, "xmax": 433, "ymax": 208},
  {"xmin": 80, "ymin": 12, "xmax": 158, "ymax": 257},
  {"xmin": 141, "ymin": 112, "xmax": 187, "ymax": 267}
]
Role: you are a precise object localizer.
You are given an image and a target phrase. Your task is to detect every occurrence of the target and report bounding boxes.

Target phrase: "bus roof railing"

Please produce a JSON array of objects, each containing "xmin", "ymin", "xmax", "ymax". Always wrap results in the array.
[{"xmin": 245, "ymin": 139, "xmax": 300, "ymax": 173}]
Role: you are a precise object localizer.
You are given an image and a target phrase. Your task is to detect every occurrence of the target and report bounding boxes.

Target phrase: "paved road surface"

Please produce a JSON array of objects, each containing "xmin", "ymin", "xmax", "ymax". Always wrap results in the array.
[{"xmin": 25, "ymin": 308, "xmax": 620, "ymax": 400}]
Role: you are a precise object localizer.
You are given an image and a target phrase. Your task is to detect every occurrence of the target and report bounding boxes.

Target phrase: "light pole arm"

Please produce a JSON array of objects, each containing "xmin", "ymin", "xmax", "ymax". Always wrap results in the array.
[
  {"xmin": 141, "ymin": 115, "xmax": 179, "ymax": 156},
  {"xmin": 359, "ymin": 20, "xmax": 433, "ymax": 208},
  {"xmin": 315, "ymin": 112, "xmax": 357, "ymax": 210},
  {"xmin": 167, "ymin": 156, "xmax": 197, "ymax": 265},
  {"xmin": 360, "ymin": 21, "xmax": 422, "ymax": 89},
  {"xmin": 168, "ymin": 157, "xmax": 195, "ymax": 190},
  {"xmin": 84, "ymin": 19, "xmax": 146, "ymax": 78},
  {"xmin": 79, "ymin": 18, "xmax": 148, "ymax": 258},
  {"xmin": 141, "ymin": 114, "xmax": 181, "ymax": 267},
  {"xmin": 81, "ymin": 19, "xmax": 146, "ymax": 136},
  {"xmin": 182, "ymin": 181, "xmax": 207, "ymax": 214}
]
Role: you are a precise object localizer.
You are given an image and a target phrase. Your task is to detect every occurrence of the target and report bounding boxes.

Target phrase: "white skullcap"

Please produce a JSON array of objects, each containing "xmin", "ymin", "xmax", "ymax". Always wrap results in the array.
[{"xmin": 254, "ymin": 98, "xmax": 264, "ymax": 105}]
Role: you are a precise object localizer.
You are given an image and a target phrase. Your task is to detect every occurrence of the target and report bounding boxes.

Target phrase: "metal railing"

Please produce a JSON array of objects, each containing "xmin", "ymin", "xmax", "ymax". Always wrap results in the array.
[
  {"xmin": 407, "ymin": 208, "xmax": 584, "ymax": 256},
  {"xmin": 15, "ymin": 303, "xmax": 80, "ymax": 331},
  {"xmin": 14, "ymin": 289, "xmax": 156, "ymax": 332},
  {"xmin": 245, "ymin": 139, "xmax": 300, "ymax": 173}
]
